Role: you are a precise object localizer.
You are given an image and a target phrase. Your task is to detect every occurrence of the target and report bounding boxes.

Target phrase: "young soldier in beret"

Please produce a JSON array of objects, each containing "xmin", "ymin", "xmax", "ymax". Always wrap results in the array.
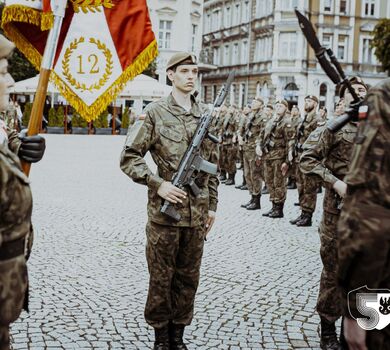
[
  {"xmin": 0, "ymin": 34, "xmax": 38, "ymax": 350},
  {"xmin": 120, "ymin": 52, "xmax": 219, "ymax": 350}
]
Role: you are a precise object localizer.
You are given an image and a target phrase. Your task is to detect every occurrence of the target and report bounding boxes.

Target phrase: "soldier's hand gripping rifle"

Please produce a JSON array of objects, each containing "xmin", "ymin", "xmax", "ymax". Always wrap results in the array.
[
  {"xmin": 295, "ymin": 10, "xmax": 365, "ymax": 133},
  {"xmin": 160, "ymin": 71, "xmax": 236, "ymax": 221}
]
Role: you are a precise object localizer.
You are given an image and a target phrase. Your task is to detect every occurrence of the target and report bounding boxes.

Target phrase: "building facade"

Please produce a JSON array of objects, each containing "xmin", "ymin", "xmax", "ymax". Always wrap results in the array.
[
  {"xmin": 201, "ymin": 0, "xmax": 389, "ymax": 112},
  {"xmin": 147, "ymin": 0, "xmax": 204, "ymax": 85}
]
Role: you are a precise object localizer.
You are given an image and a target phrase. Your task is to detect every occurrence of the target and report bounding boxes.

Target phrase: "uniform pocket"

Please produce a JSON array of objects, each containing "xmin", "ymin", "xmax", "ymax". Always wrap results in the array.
[
  {"xmin": 159, "ymin": 127, "xmax": 183, "ymax": 142},
  {"xmin": 146, "ymin": 222, "xmax": 160, "ymax": 245}
]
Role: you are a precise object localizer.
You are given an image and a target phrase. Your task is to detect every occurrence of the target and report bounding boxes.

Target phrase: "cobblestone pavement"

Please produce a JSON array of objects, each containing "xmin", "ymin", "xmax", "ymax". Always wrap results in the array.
[{"xmin": 10, "ymin": 135, "xmax": 338, "ymax": 350}]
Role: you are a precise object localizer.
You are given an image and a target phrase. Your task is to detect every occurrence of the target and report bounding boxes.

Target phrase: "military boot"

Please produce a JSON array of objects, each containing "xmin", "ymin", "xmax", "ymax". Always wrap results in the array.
[
  {"xmin": 262, "ymin": 203, "xmax": 275, "ymax": 217},
  {"xmin": 169, "ymin": 324, "xmax": 188, "ymax": 350},
  {"xmin": 153, "ymin": 326, "xmax": 170, "ymax": 350},
  {"xmin": 261, "ymin": 185, "xmax": 269, "ymax": 194},
  {"xmin": 287, "ymin": 178, "xmax": 297, "ymax": 189},
  {"xmin": 296, "ymin": 211, "xmax": 312, "ymax": 227},
  {"xmin": 320, "ymin": 318, "xmax": 342, "ymax": 350},
  {"xmin": 289, "ymin": 212, "xmax": 303, "ymax": 225},
  {"xmin": 235, "ymin": 176, "xmax": 246, "ymax": 189},
  {"xmin": 240, "ymin": 184, "xmax": 248, "ymax": 190},
  {"xmin": 241, "ymin": 196, "xmax": 254, "ymax": 208},
  {"xmin": 219, "ymin": 171, "xmax": 227, "ymax": 183},
  {"xmin": 268, "ymin": 203, "xmax": 284, "ymax": 218},
  {"xmin": 246, "ymin": 194, "xmax": 261, "ymax": 210},
  {"xmin": 225, "ymin": 173, "xmax": 235, "ymax": 186}
]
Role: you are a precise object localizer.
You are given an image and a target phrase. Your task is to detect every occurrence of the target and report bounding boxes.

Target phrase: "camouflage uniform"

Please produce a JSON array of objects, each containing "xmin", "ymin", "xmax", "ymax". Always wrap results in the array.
[
  {"xmin": 288, "ymin": 112, "xmax": 301, "ymax": 183},
  {"xmin": 260, "ymin": 111, "xmax": 294, "ymax": 208},
  {"xmin": 295, "ymin": 109, "xmax": 323, "ymax": 214},
  {"xmin": 219, "ymin": 110, "xmax": 237, "ymax": 183},
  {"xmin": 0, "ymin": 104, "xmax": 17, "ymax": 131},
  {"xmin": 241, "ymin": 109, "xmax": 264, "ymax": 196},
  {"xmin": 0, "ymin": 143, "xmax": 32, "ymax": 349},
  {"xmin": 337, "ymin": 79, "xmax": 390, "ymax": 349},
  {"xmin": 300, "ymin": 121, "xmax": 358, "ymax": 323},
  {"xmin": 120, "ymin": 93, "xmax": 218, "ymax": 329},
  {"xmin": 215, "ymin": 110, "xmax": 227, "ymax": 178}
]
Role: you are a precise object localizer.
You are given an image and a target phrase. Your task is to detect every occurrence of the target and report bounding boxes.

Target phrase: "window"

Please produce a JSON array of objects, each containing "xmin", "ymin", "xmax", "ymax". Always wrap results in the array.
[
  {"xmin": 323, "ymin": 34, "xmax": 333, "ymax": 49},
  {"xmin": 230, "ymin": 84, "xmax": 236, "ymax": 105},
  {"xmin": 213, "ymin": 46, "xmax": 221, "ymax": 65},
  {"xmin": 191, "ymin": 24, "xmax": 198, "ymax": 52},
  {"xmin": 232, "ymin": 43, "xmax": 239, "ymax": 64},
  {"xmin": 363, "ymin": 0, "xmax": 376, "ymax": 16},
  {"xmin": 225, "ymin": 7, "xmax": 231, "ymax": 27},
  {"xmin": 319, "ymin": 83, "xmax": 327, "ymax": 108},
  {"xmin": 212, "ymin": 85, "xmax": 217, "ymax": 101},
  {"xmin": 338, "ymin": 35, "xmax": 348, "ymax": 61},
  {"xmin": 212, "ymin": 9, "xmax": 221, "ymax": 31},
  {"xmin": 203, "ymin": 86, "xmax": 208, "ymax": 103},
  {"xmin": 324, "ymin": 0, "xmax": 332, "ymax": 12},
  {"xmin": 279, "ymin": 32, "xmax": 297, "ymax": 59},
  {"xmin": 362, "ymin": 38, "xmax": 374, "ymax": 64},
  {"xmin": 158, "ymin": 20, "xmax": 172, "ymax": 49},
  {"xmin": 241, "ymin": 41, "xmax": 248, "ymax": 64},
  {"xmin": 239, "ymin": 83, "xmax": 246, "ymax": 108},
  {"xmin": 205, "ymin": 14, "xmax": 211, "ymax": 33},
  {"xmin": 243, "ymin": 1, "xmax": 250, "ymax": 22},
  {"xmin": 282, "ymin": 0, "xmax": 299, "ymax": 10},
  {"xmin": 255, "ymin": 37, "xmax": 272, "ymax": 61},
  {"xmin": 256, "ymin": 0, "xmax": 273, "ymax": 17},
  {"xmin": 339, "ymin": 0, "xmax": 348, "ymax": 14},
  {"xmin": 223, "ymin": 45, "xmax": 230, "ymax": 65},
  {"xmin": 234, "ymin": 3, "xmax": 241, "ymax": 25}
]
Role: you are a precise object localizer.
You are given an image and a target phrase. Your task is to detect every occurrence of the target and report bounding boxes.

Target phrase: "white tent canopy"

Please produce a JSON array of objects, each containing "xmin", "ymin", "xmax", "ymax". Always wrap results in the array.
[{"xmin": 12, "ymin": 74, "xmax": 172, "ymax": 114}]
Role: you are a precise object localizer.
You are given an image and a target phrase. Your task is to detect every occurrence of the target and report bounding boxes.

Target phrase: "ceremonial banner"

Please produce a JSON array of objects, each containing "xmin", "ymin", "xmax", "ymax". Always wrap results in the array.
[{"xmin": 2, "ymin": 0, "xmax": 158, "ymax": 121}]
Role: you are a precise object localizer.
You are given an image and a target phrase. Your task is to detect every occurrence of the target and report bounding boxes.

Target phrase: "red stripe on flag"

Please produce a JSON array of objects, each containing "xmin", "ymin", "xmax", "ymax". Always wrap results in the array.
[
  {"xmin": 104, "ymin": 0, "xmax": 156, "ymax": 70},
  {"xmin": 43, "ymin": 0, "xmax": 52, "ymax": 12}
]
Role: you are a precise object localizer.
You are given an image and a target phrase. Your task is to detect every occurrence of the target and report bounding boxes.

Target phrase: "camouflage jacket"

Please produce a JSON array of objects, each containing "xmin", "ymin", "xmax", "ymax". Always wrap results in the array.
[
  {"xmin": 0, "ymin": 144, "xmax": 33, "ymax": 246},
  {"xmin": 260, "ymin": 114, "xmax": 295, "ymax": 161},
  {"xmin": 0, "ymin": 104, "xmax": 17, "ymax": 130},
  {"xmin": 120, "ymin": 94, "xmax": 219, "ymax": 228},
  {"xmin": 295, "ymin": 110, "xmax": 322, "ymax": 154},
  {"xmin": 241, "ymin": 109, "xmax": 266, "ymax": 151},
  {"xmin": 337, "ymin": 78, "xmax": 390, "ymax": 317},
  {"xmin": 220, "ymin": 112, "xmax": 236, "ymax": 145},
  {"xmin": 300, "ymin": 121, "xmax": 357, "ymax": 214}
]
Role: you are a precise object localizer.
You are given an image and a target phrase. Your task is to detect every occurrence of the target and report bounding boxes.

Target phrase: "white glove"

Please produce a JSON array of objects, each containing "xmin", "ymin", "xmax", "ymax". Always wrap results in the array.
[{"xmin": 255, "ymin": 144, "xmax": 262, "ymax": 157}]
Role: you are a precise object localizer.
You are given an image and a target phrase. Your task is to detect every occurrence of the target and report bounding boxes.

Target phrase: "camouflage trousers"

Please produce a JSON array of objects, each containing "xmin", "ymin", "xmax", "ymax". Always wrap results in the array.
[
  {"xmin": 0, "ymin": 255, "xmax": 28, "ymax": 350},
  {"xmin": 296, "ymin": 160, "xmax": 318, "ymax": 213},
  {"xmin": 317, "ymin": 211, "xmax": 342, "ymax": 322},
  {"xmin": 218, "ymin": 145, "xmax": 225, "ymax": 173},
  {"xmin": 220, "ymin": 144, "xmax": 237, "ymax": 175},
  {"xmin": 144, "ymin": 221, "xmax": 205, "ymax": 329},
  {"xmin": 264, "ymin": 159, "xmax": 287, "ymax": 204},
  {"xmin": 243, "ymin": 149, "xmax": 262, "ymax": 195}
]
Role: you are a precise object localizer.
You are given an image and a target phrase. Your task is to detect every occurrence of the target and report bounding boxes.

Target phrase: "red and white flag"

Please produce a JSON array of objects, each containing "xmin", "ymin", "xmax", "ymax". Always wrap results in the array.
[{"xmin": 2, "ymin": 0, "xmax": 158, "ymax": 121}]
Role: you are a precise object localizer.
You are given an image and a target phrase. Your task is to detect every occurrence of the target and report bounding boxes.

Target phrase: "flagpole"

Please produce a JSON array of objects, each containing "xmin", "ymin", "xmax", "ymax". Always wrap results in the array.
[{"xmin": 22, "ymin": 0, "xmax": 68, "ymax": 176}]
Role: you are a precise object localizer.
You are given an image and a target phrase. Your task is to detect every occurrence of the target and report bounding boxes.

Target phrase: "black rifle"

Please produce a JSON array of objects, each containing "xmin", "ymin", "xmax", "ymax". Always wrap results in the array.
[
  {"xmin": 262, "ymin": 115, "xmax": 283, "ymax": 154},
  {"xmin": 243, "ymin": 112, "xmax": 257, "ymax": 141},
  {"xmin": 295, "ymin": 9, "xmax": 363, "ymax": 133},
  {"xmin": 160, "ymin": 71, "xmax": 235, "ymax": 221}
]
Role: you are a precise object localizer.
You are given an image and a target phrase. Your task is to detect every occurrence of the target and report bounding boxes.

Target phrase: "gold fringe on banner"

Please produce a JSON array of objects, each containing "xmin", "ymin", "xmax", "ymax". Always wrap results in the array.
[
  {"xmin": 51, "ymin": 39, "xmax": 158, "ymax": 122},
  {"xmin": 2, "ymin": 5, "xmax": 158, "ymax": 122},
  {"xmin": 41, "ymin": 12, "xmax": 54, "ymax": 31}
]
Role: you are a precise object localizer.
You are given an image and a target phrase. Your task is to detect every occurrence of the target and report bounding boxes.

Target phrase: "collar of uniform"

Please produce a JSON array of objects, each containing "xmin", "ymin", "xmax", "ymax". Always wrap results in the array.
[{"xmin": 166, "ymin": 93, "xmax": 201, "ymax": 119}]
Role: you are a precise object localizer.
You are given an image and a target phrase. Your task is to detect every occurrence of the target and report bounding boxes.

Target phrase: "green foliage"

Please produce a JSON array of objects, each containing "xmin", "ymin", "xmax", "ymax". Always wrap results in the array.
[
  {"xmin": 122, "ymin": 107, "xmax": 130, "ymax": 129},
  {"xmin": 94, "ymin": 110, "xmax": 108, "ymax": 128},
  {"xmin": 22, "ymin": 102, "xmax": 32, "ymax": 126},
  {"xmin": 142, "ymin": 58, "xmax": 157, "ymax": 79},
  {"xmin": 372, "ymin": 19, "xmax": 390, "ymax": 75},
  {"xmin": 72, "ymin": 113, "xmax": 87, "ymax": 128}
]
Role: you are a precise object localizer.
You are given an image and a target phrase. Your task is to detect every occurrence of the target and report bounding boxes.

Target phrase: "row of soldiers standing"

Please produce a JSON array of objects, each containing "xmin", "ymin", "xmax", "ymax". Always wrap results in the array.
[{"xmin": 210, "ymin": 93, "xmax": 327, "ymax": 226}]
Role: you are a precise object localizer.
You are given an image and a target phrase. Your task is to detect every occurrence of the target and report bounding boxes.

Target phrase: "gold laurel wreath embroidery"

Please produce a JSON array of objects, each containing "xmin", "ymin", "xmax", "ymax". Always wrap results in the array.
[
  {"xmin": 70, "ymin": 0, "xmax": 114, "ymax": 13},
  {"xmin": 62, "ymin": 37, "xmax": 113, "ymax": 92}
]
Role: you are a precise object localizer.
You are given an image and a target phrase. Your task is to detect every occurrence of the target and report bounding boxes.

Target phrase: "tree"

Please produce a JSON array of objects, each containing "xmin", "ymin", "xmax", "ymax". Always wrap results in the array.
[
  {"xmin": 372, "ymin": 19, "xmax": 390, "ymax": 76},
  {"xmin": 142, "ymin": 58, "xmax": 157, "ymax": 79}
]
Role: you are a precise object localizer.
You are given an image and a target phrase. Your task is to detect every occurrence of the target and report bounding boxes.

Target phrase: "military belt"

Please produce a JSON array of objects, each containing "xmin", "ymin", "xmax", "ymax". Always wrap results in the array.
[{"xmin": 0, "ymin": 237, "xmax": 25, "ymax": 261}]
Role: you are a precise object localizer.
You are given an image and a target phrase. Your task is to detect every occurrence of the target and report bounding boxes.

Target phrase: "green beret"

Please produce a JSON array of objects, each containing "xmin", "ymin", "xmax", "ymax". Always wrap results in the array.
[
  {"xmin": 0, "ymin": 34, "xmax": 14, "ymax": 59},
  {"xmin": 166, "ymin": 52, "xmax": 197, "ymax": 71},
  {"xmin": 339, "ymin": 76, "xmax": 368, "ymax": 98}
]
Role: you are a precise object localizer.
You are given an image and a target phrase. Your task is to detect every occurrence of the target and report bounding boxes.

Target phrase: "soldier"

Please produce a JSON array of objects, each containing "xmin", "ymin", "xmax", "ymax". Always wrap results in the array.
[
  {"xmin": 287, "ymin": 105, "xmax": 301, "ymax": 190},
  {"xmin": 216, "ymin": 104, "xmax": 228, "ymax": 182},
  {"xmin": 260, "ymin": 104, "xmax": 273, "ymax": 195},
  {"xmin": 258, "ymin": 99, "xmax": 294, "ymax": 218},
  {"xmin": 120, "ymin": 52, "xmax": 219, "ymax": 350},
  {"xmin": 0, "ymin": 34, "xmax": 45, "ymax": 350},
  {"xmin": 290, "ymin": 95, "xmax": 323, "ymax": 227},
  {"xmin": 235, "ymin": 104, "xmax": 251, "ymax": 190},
  {"xmin": 319, "ymin": 106, "xmax": 328, "ymax": 121},
  {"xmin": 334, "ymin": 98, "xmax": 345, "ymax": 117},
  {"xmin": 337, "ymin": 78, "xmax": 389, "ymax": 350},
  {"xmin": 219, "ymin": 104, "xmax": 237, "ymax": 185},
  {"xmin": 300, "ymin": 77, "xmax": 368, "ymax": 350},
  {"xmin": 240, "ymin": 97, "xmax": 265, "ymax": 210}
]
